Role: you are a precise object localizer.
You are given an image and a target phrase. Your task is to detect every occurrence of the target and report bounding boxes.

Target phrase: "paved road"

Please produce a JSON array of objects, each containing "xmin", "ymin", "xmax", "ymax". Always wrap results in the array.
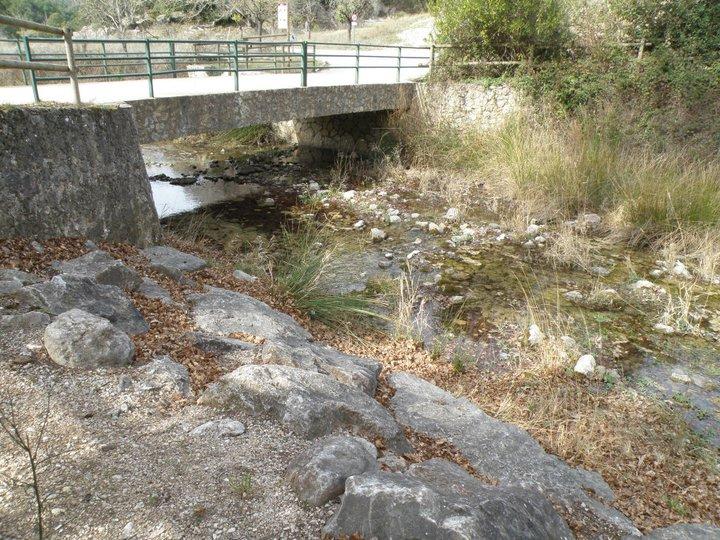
[{"xmin": 0, "ymin": 46, "xmax": 429, "ymax": 104}]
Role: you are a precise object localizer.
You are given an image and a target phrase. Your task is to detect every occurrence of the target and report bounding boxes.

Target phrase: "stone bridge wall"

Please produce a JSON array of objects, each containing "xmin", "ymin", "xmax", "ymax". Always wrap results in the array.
[{"xmin": 0, "ymin": 105, "xmax": 160, "ymax": 246}]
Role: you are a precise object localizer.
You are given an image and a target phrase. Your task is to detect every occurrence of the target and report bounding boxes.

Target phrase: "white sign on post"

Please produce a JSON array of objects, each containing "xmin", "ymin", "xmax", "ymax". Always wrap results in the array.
[
  {"xmin": 351, "ymin": 13, "xmax": 358, "ymax": 26},
  {"xmin": 277, "ymin": 3, "xmax": 288, "ymax": 30}
]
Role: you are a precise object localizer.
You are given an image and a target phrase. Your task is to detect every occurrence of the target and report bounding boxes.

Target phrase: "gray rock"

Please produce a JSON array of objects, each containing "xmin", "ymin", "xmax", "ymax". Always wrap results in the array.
[
  {"xmin": 199, "ymin": 364, "xmax": 410, "ymax": 452},
  {"xmin": 323, "ymin": 459, "xmax": 573, "ymax": 540},
  {"xmin": 640, "ymin": 524, "xmax": 720, "ymax": 539},
  {"xmin": 188, "ymin": 332, "xmax": 256, "ymax": 355},
  {"xmin": 257, "ymin": 340, "xmax": 380, "ymax": 395},
  {"xmin": 0, "ymin": 311, "xmax": 51, "ymax": 335},
  {"xmin": 142, "ymin": 245, "xmax": 207, "ymax": 280},
  {"xmin": 54, "ymin": 250, "xmax": 142, "ymax": 290},
  {"xmin": 137, "ymin": 356, "xmax": 191, "ymax": 397},
  {"xmin": 25, "ymin": 275, "xmax": 148, "ymax": 335},
  {"xmin": 189, "ymin": 418, "xmax": 245, "ymax": 437},
  {"xmin": 189, "ymin": 287, "xmax": 310, "ymax": 342},
  {"xmin": 232, "ymin": 269, "xmax": 258, "ymax": 282},
  {"xmin": 388, "ymin": 372, "xmax": 640, "ymax": 538},
  {"xmin": 0, "ymin": 279, "xmax": 23, "ymax": 295},
  {"xmin": 137, "ymin": 277, "xmax": 175, "ymax": 305},
  {"xmin": 286, "ymin": 435, "xmax": 378, "ymax": 506},
  {"xmin": 43, "ymin": 309, "xmax": 135, "ymax": 369},
  {"xmin": 191, "ymin": 287, "xmax": 380, "ymax": 392},
  {"xmin": 0, "ymin": 269, "xmax": 42, "ymax": 285}
]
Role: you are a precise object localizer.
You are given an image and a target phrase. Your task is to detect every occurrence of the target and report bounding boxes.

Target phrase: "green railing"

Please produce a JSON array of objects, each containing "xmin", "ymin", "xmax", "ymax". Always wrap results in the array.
[{"xmin": 0, "ymin": 31, "xmax": 433, "ymax": 103}]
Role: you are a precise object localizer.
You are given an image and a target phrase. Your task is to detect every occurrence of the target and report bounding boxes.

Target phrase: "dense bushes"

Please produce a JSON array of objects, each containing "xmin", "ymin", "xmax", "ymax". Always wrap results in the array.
[{"xmin": 430, "ymin": 0, "xmax": 570, "ymax": 60}]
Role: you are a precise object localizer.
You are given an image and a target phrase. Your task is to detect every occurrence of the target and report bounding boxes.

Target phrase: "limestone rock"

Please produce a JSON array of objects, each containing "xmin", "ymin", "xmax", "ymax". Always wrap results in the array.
[
  {"xmin": 43, "ymin": 309, "xmax": 135, "ymax": 369},
  {"xmin": 137, "ymin": 355, "xmax": 191, "ymax": 397},
  {"xmin": 286, "ymin": 435, "xmax": 378, "ymax": 506},
  {"xmin": 55, "ymin": 250, "xmax": 142, "ymax": 290},
  {"xmin": 257, "ymin": 340, "xmax": 380, "ymax": 395},
  {"xmin": 323, "ymin": 459, "xmax": 573, "ymax": 540},
  {"xmin": 190, "ymin": 287, "xmax": 310, "ymax": 342},
  {"xmin": 574, "ymin": 354, "xmax": 596, "ymax": 376},
  {"xmin": 199, "ymin": 364, "xmax": 410, "ymax": 452},
  {"xmin": 137, "ymin": 277, "xmax": 175, "ymax": 305},
  {"xmin": 0, "ymin": 269, "xmax": 42, "ymax": 285},
  {"xmin": 141, "ymin": 245, "xmax": 207, "ymax": 280},
  {"xmin": 25, "ymin": 275, "xmax": 148, "ymax": 335},
  {"xmin": 641, "ymin": 524, "xmax": 720, "ymax": 539},
  {"xmin": 232, "ymin": 269, "xmax": 258, "ymax": 282},
  {"xmin": 370, "ymin": 228, "xmax": 387, "ymax": 242},
  {"xmin": 388, "ymin": 372, "xmax": 640, "ymax": 538},
  {"xmin": 189, "ymin": 418, "xmax": 245, "ymax": 437}
]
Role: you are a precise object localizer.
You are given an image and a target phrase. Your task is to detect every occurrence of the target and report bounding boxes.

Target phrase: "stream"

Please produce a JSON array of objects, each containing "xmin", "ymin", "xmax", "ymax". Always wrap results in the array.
[{"xmin": 141, "ymin": 136, "xmax": 720, "ymax": 449}]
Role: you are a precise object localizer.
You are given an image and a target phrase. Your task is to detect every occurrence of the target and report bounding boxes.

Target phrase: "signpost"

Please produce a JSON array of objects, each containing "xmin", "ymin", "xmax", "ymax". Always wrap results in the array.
[{"xmin": 277, "ymin": 2, "xmax": 288, "ymax": 31}]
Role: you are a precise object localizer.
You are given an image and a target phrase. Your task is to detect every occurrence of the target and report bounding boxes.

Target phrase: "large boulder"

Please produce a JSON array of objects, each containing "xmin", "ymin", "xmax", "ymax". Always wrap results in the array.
[
  {"xmin": 43, "ymin": 309, "xmax": 135, "ymax": 369},
  {"xmin": 388, "ymin": 372, "xmax": 641, "ymax": 538},
  {"xmin": 24, "ymin": 275, "xmax": 148, "ymax": 335},
  {"xmin": 54, "ymin": 250, "xmax": 142, "ymax": 291},
  {"xmin": 0, "ymin": 269, "xmax": 43, "ymax": 285},
  {"xmin": 190, "ymin": 287, "xmax": 380, "ymax": 393},
  {"xmin": 199, "ymin": 364, "xmax": 410, "ymax": 453},
  {"xmin": 141, "ymin": 246, "xmax": 207, "ymax": 281},
  {"xmin": 322, "ymin": 458, "xmax": 574, "ymax": 540},
  {"xmin": 189, "ymin": 287, "xmax": 310, "ymax": 342},
  {"xmin": 641, "ymin": 524, "xmax": 720, "ymax": 539},
  {"xmin": 286, "ymin": 435, "xmax": 378, "ymax": 506},
  {"xmin": 137, "ymin": 277, "xmax": 175, "ymax": 305}
]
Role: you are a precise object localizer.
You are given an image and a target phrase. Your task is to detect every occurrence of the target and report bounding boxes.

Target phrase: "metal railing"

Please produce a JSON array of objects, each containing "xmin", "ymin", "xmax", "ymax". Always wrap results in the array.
[
  {"xmin": 0, "ymin": 16, "xmax": 435, "ymax": 102},
  {"xmin": 0, "ymin": 14, "xmax": 80, "ymax": 104}
]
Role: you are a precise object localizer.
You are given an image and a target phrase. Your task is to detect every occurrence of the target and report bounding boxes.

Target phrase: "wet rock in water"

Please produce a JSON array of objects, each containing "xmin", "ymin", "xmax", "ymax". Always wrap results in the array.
[
  {"xmin": 136, "ymin": 355, "xmax": 191, "ymax": 397},
  {"xmin": 137, "ymin": 277, "xmax": 175, "ymax": 305},
  {"xmin": 232, "ymin": 269, "xmax": 258, "ymax": 282},
  {"xmin": 43, "ymin": 309, "xmax": 135, "ymax": 369},
  {"xmin": 141, "ymin": 245, "xmax": 207, "ymax": 281},
  {"xmin": 574, "ymin": 354, "xmax": 596, "ymax": 376},
  {"xmin": 24, "ymin": 275, "xmax": 148, "ymax": 335},
  {"xmin": 370, "ymin": 228, "xmax": 387, "ymax": 242},
  {"xmin": 169, "ymin": 176, "xmax": 197, "ymax": 186},
  {"xmin": 323, "ymin": 458, "xmax": 573, "ymax": 540},
  {"xmin": 641, "ymin": 523, "xmax": 720, "ymax": 539},
  {"xmin": 287, "ymin": 435, "xmax": 378, "ymax": 506},
  {"xmin": 199, "ymin": 364, "xmax": 411, "ymax": 453},
  {"xmin": 258, "ymin": 340, "xmax": 380, "ymax": 395},
  {"xmin": 388, "ymin": 372, "xmax": 640, "ymax": 538},
  {"xmin": 54, "ymin": 250, "xmax": 143, "ymax": 291},
  {"xmin": 0, "ymin": 269, "xmax": 42, "ymax": 285},
  {"xmin": 189, "ymin": 418, "xmax": 245, "ymax": 437}
]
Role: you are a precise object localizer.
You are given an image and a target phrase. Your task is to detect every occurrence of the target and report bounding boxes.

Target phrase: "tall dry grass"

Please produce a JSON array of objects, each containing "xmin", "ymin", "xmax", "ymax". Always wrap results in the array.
[{"xmin": 390, "ymin": 107, "xmax": 720, "ymax": 243}]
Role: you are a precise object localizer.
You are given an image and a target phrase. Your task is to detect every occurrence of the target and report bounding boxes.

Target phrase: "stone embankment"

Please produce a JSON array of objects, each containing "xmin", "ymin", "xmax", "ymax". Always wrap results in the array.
[{"xmin": 3, "ymin": 239, "xmax": 716, "ymax": 538}]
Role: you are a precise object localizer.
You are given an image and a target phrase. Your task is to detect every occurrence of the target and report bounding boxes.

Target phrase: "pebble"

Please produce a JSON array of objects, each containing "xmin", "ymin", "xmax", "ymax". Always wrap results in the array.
[
  {"xmin": 633, "ymin": 279, "xmax": 655, "ymax": 290},
  {"xmin": 370, "ymin": 228, "xmax": 387, "ymax": 242},
  {"xmin": 653, "ymin": 323, "xmax": 675, "ymax": 334},
  {"xmin": 406, "ymin": 250, "xmax": 421, "ymax": 260},
  {"xmin": 671, "ymin": 261, "xmax": 692, "ymax": 279},
  {"xmin": 444, "ymin": 208, "xmax": 460, "ymax": 221},
  {"xmin": 384, "ymin": 253, "xmax": 394, "ymax": 260},
  {"xmin": 353, "ymin": 220, "xmax": 365, "ymax": 230},
  {"xmin": 528, "ymin": 324, "xmax": 544, "ymax": 346},
  {"xmin": 526, "ymin": 224, "xmax": 540, "ymax": 235},
  {"xmin": 342, "ymin": 190, "xmax": 356, "ymax": 200},
  {"xmin": 590, "ymin": 266, "xmax": 611, "ymax": 277},
  {"xmin": 670, "ymin": 369, "xmax": 692, "ymax": 384},
  {"xmin": 574, "ymin": 354, "xmax": 596, "ymax": 376},
  {"xmin": 388, "ymin": 215, "xmax": 401, "ymax": 224},
  {"xmin": 564, "ymin": 291, "xmax": 583, "ymax": 302},
  {"xmin": 428, "ymin": 223, "xmax": 445, "ymax": 234}
]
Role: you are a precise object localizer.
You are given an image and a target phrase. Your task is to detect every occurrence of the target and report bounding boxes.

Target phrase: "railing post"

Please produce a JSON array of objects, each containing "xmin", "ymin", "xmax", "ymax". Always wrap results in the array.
[
  {"xmin": 16, "ymin": 38, "xmax": 28, "ymax": 85},
  {"xmin": 300, "ymin": 41, "xmax": 308, "ymax": 87},
  {"xmin": 101, "ymin": 41, "xmax": 109, "ymax": 76},
  {"xmin": 355, "ymin": 44, "xmax": 360, "ymax": 84},
  {"xmin": 23, "ymin": 36, "xmax": 39, "ymax": 103},
  {"xmin": 144, "ymin": 39, "xmax": 154, "ymax": 98},
  {"xmin": 169, "ymin": 42, "xmax": 177, "ymax": 78},
  {"xmin": 63, "ymin": 28, "xmax": 81, "ymax": 105},
  {"xmin": 397, "ymin": 46, "xmax": 402, "ymax": 82},
  {"xmin": 430, "ymin": 43, "xmax": 436, "ymax": 74},
  {"xmin": 233, "ymin": 41, "xmax": 239, "ymax": 91}
]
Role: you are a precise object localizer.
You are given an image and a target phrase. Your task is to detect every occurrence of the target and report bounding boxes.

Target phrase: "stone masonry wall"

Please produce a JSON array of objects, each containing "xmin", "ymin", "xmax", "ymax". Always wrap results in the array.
[
  {"xmin": 413, "ymin": 82, "xmax": 521, "ymax": 130},
  {"xmin": 0, "ymin": 105, "xmax": 160, "ymax": 246}
]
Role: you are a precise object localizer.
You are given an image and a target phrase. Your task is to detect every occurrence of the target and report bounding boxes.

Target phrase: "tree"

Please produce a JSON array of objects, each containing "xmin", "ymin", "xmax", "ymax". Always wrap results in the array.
[
  {"xmin": 79, "ymin": 0, "xmax": 145, "ymax": 34},
  {"xmin": 430, "ymin": 0, "xmax": 570, "ymax": 61},
  {"xmin": 219, "ymin": 0, "xmax": 275, "ymax": 34},
  {"xmin": 294, "ymin": 0, "xmax": 327, "ymax": 38},
  {"xmin": 330, "ymin": 0, "xmax": 371, "ymax": 41}
]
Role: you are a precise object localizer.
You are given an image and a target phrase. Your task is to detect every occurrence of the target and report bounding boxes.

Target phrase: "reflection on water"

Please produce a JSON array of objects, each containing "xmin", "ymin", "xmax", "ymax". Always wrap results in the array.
[{"xmin": 150, "ymin": 179, "xmax": 263, "ymax": 219}]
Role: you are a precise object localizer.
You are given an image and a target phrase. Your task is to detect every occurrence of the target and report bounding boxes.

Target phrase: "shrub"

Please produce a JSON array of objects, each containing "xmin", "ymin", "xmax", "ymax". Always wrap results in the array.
[{"xmin": 429, "ymin": 0, "xmax": 570, "ymax": 60}]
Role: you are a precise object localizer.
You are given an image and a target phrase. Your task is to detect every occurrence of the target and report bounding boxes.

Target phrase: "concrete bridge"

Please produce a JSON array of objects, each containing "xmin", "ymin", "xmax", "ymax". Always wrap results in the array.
[
  {"xmin": 129, "ymin": 82, "xmax": 414, "ymax": 143},
  {"xmin": 0, "ymin": 81, "xmax": 418, "ymax": 246}
]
